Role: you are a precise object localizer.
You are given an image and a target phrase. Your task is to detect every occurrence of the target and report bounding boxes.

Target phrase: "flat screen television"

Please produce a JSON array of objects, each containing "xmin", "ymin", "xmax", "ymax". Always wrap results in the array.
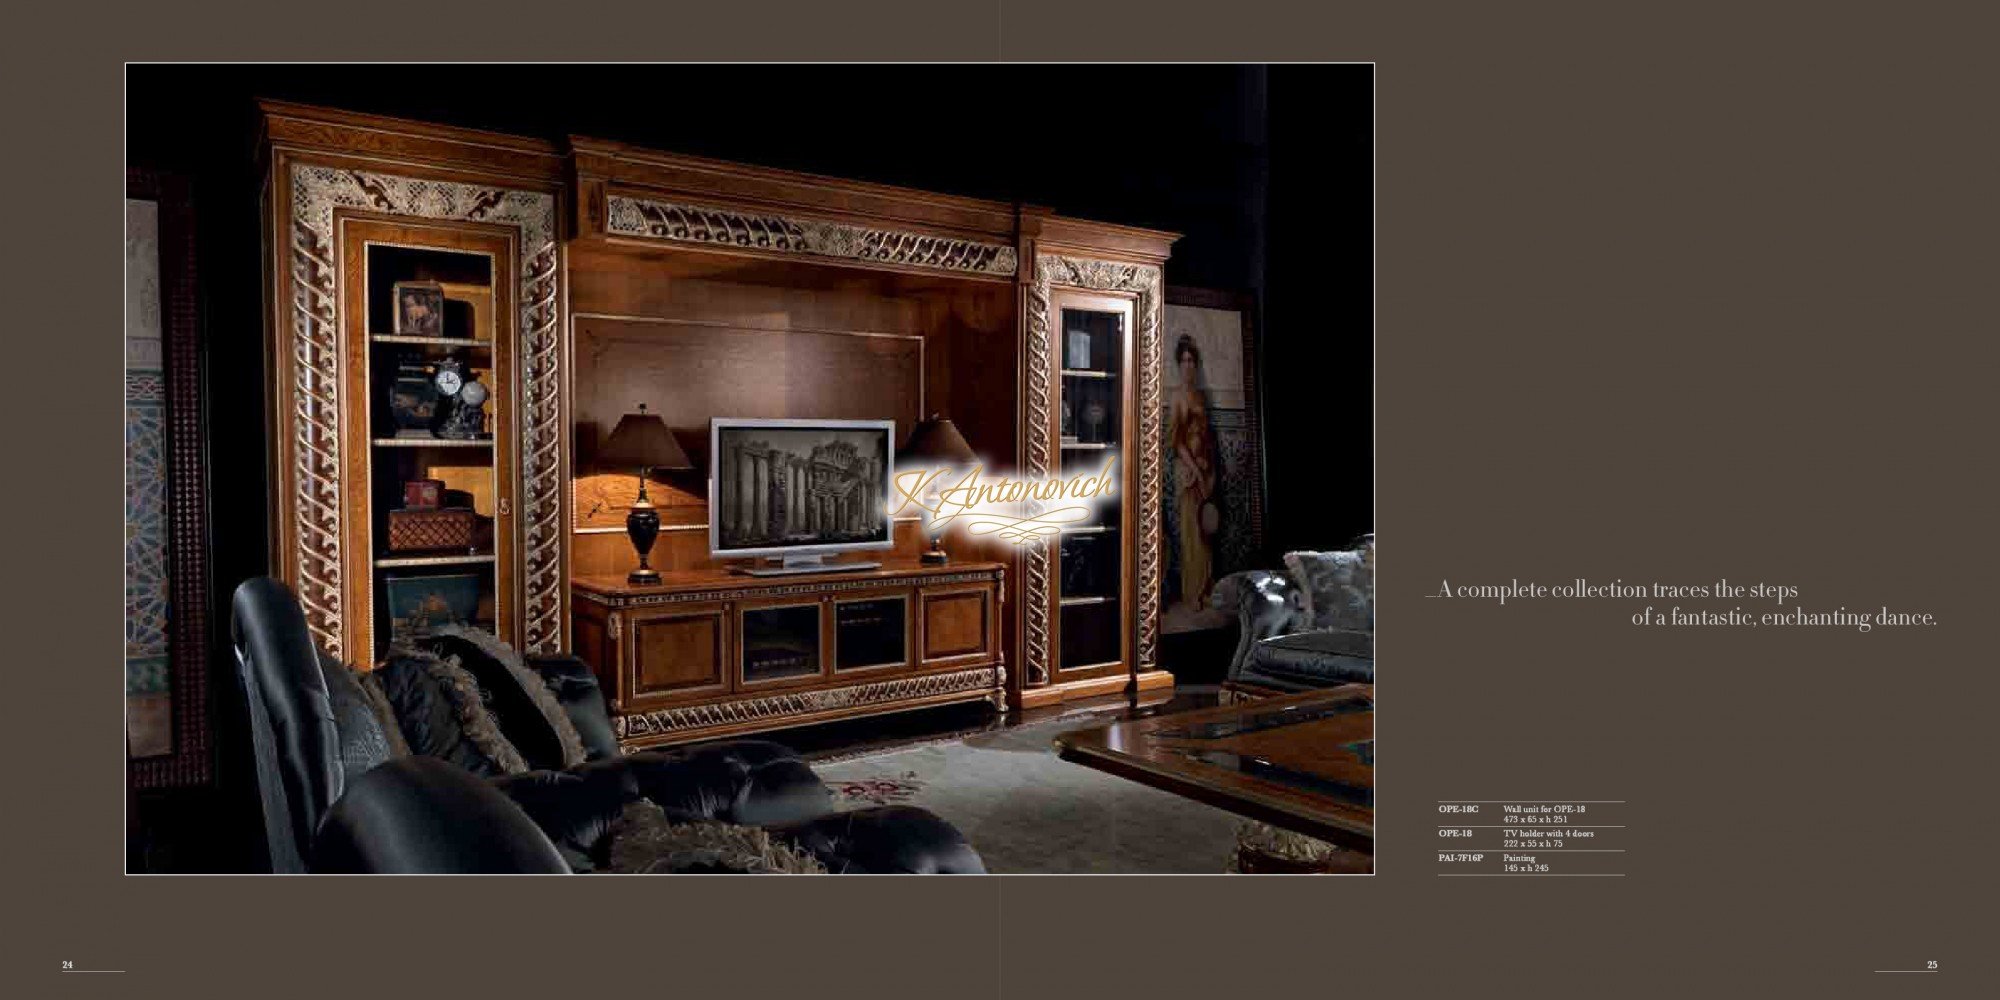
[{"xmin": 709, "ymin": 418, "xmax": 896, "ymax": 574}]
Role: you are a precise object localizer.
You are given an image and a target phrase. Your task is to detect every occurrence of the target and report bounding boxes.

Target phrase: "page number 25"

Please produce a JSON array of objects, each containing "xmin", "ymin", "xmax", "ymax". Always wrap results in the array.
[{"xmin": 1927, "ymin": 961, "xmax": 1939, "ymax": 970}]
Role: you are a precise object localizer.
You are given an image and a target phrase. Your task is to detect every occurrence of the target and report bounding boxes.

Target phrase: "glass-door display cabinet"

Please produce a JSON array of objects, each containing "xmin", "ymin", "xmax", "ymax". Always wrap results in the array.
[
  {"xmin": 1018, "ymin": 241, "xmax": 1176, "ymax": 709},
  {"xmin": 1024, "ymin": 238, "xmax": 1176, "ymax": 708},
  {"xmin": 342, "ymin": 221, "xmax": 517, "ymax": 660},
  {"xmin": 262, "ymin": 103, "xmax": 564, "ymax": 664},
  {"xmin": 1053, "ymin": 293, "xmax": 1135, "ymax": 677}
]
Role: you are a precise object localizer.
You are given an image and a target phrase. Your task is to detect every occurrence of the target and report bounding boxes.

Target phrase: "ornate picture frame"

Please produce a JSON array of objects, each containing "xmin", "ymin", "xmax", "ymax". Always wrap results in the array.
[{"xmin": 1161, "ymin": 286, "xmax": 1266, "ymax": 636}]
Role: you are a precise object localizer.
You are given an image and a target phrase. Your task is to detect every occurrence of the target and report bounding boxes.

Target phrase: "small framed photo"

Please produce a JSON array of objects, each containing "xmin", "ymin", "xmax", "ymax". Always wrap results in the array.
[{"xmin": 393, "ymin": 280, "xmax": 446, "ymax": 336}]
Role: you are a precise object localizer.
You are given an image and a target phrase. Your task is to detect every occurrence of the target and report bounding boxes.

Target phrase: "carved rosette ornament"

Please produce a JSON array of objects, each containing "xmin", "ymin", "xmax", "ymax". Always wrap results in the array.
[
  {"xmin": 286, "ymin": 166, "xmax": 564, "ymax": 656},
  {"xmin": 605, "ymin": 195, "xmax": 1019, "ymax": 276},
  {"xmin": 1025, "ymin": 253, "xmax": 1165, "ymax": 681}
]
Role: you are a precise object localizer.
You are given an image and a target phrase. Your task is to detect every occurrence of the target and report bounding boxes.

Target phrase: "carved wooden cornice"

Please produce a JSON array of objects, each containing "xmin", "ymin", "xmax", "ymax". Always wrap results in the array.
[{"xmin": 603, "ymin": 194, "xmax": 1019, "ymax": 277}]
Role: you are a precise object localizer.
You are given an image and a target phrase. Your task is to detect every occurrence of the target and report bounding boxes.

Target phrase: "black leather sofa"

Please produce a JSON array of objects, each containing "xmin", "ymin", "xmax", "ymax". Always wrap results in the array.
[
  {"xmin": 230, "ymin": 576, "xmax": 983, "ymax": 873},
  {"xmin": 1212, "ymin": 538, "xmax": 1375, "ymax": 693}
]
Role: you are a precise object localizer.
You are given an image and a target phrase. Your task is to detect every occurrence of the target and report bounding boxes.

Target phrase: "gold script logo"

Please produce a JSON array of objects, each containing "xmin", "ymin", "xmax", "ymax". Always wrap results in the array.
[{"xmin": 889, "ymin": 460, "xmax": 1118, "ymax": 544}]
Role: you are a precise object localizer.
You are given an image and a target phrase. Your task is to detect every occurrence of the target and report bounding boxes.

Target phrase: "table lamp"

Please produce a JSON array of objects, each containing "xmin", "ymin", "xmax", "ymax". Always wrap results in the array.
[
  {"xmin": 598, "ymin": 403, "xmax": 692, "ymax": 584},
  {"xmin": 901, "ymin": 414, "xmax": 977, "ymax": 564}
]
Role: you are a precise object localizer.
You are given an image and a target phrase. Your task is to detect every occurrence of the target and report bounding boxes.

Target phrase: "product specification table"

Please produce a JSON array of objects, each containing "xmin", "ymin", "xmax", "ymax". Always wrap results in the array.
[{"xmin": 1436, "ymin": 801, "xmax": 1626, "ymax": 876}]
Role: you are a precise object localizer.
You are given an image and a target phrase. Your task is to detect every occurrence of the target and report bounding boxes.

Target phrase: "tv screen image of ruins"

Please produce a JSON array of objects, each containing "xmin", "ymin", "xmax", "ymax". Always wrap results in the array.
[{"xmin": 713, "ymin": 426, "xmax": 892, "ymax": 551}]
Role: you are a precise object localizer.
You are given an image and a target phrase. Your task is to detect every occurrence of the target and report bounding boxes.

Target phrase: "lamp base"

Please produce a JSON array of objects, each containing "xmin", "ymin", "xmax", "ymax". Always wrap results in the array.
[
  {"xmin": 920, "ymin": 538, "xmax": 950, "ymax": 565},
  {"xmin": 626, "ymin": 496, "xmax": 662, "ymax": 586}
]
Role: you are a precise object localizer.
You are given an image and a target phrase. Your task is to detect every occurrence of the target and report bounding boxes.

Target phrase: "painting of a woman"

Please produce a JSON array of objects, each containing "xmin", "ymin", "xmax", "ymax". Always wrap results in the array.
[{"xmin": 1171, "ymin": 334, "xmax": 1222, "ymax": 612}]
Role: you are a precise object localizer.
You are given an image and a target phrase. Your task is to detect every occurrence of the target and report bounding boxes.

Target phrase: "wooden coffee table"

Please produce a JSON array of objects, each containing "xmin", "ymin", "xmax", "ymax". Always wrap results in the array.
[{"xmin": 1053, "ymin": 685, "xmax": 1374, "ymax": 858}]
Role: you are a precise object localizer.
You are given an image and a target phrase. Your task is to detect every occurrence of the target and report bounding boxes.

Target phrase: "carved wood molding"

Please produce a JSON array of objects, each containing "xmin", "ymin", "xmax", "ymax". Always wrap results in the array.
[
  {"xmin": 615, "ymin": 665, "xmax": 1006, "ymax": 745},
  {"xmin": 1025, "ymin": 253, "xmax": 1166, "ymax": 680},
  {"xmin": 604, "ymin": 194, "xmax": 1019, "ymax": 276},
  {"xmin": 286, "ymin": 165, "xmax": 564, "ymax": 656}
]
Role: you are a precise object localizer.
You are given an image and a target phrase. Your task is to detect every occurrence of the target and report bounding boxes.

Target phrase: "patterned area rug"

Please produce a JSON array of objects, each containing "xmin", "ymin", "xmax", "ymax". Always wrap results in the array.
[{"xmin": 814, "ymin": 712, "xmax": 1244, "ymax": 873}]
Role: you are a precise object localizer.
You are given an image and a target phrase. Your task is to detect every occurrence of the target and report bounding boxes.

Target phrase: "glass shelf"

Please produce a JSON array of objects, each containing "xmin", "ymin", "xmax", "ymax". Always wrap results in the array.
[
  {"xmin": 371, "ymin": 334, "xmax": 493, "ymax": 348},
  {"xmin": 374, "ymin": 552, "xmax": 497, "ymax": 569},
  {"xmin": 372, "ymin": 437, "xmax": 494, "ymax": 448},
  {"xmin": 1059, "ymin": 595, "xmax": 1114, "ymax": 607}
]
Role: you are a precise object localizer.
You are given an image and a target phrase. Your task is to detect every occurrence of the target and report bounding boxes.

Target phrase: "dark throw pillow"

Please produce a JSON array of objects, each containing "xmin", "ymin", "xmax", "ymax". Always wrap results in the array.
[
  {"xmin": 315, "ymin": 649, "xmax": 405, "ymax": 785},
  {"xmin": 1284, "ymin": 546, "xmax": 1373, "ymax": 633},
  {"xmin": 417, "ymin": 625, "xmax": 589, "ymax": 772},
  {"xmin": 373, "ymin": 645, "xmax": 530, "ymax": 777}
]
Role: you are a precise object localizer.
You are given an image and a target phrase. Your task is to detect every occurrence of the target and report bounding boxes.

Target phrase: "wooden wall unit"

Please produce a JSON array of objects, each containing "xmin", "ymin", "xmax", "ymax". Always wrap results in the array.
[
  {"xmin": 263, "ymin": 104, "xmax": 1175, "ymax": 722},
  {"xmin": 260, "ymin": 102, "xmax": 568, "ymax": 662}
]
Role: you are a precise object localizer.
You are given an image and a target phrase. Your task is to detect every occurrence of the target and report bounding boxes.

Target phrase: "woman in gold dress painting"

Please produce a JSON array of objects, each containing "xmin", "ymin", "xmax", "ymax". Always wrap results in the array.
[{"xmin": 1171, "ymin": 335, "xmax": 1222, "ymax": 613}]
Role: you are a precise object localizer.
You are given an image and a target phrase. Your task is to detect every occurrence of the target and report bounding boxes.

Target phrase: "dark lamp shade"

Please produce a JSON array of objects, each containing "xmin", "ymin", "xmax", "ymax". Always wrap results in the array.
[
  {"xmin": 901, "ymin": 416, "xmax": 977, "ymax": 465},
  {"xmin": 598, "ymin": 406, "xmax": 692, "ymax": 470}
]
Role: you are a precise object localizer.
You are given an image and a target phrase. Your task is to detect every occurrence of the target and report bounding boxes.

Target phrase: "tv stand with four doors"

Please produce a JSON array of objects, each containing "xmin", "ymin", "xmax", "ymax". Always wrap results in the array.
[{"xmin": 571, "ymin": 560, "xmax": 1005, "ymax": 749}]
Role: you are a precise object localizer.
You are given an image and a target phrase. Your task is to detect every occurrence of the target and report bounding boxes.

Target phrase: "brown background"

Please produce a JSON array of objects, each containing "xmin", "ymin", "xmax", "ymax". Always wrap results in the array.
[{"xmin": 20, "ymin": 2, "xmax": 1999, "ymax": 996}]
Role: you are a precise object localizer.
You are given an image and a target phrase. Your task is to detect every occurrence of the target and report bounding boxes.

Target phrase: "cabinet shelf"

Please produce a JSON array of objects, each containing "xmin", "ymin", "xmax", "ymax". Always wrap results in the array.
[
  {"xmin": 374, "ymin": 552, "xmax": 497, "ymax": 569},
  {"xmin": 1061, "ymin": 441, "xmax": 1114, "ymax": 451},
  {"xmin": 1060, "ymin": 595, "xmax": 1115, "ymax": 607},
  {"xmin": 1061, "ymin": 368, "xmax": 1116, "ymax": 380},
  {"xmin": 371, "ymin": 334, "xmax": 493, "ymax": 348},
  {"xmin": 372, "ymin": 437, "xmax": 494, "ymax": 448}
]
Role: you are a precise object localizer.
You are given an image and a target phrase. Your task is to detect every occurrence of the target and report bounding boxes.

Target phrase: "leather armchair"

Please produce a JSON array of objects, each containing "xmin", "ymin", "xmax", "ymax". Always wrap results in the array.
[
  {"xmin": 230, "ymin": 577, "xmax": 985, "ymax": 874},
  {"xmin": 315, "ymin": 756, "xmax": 570, "ymax": 874}
]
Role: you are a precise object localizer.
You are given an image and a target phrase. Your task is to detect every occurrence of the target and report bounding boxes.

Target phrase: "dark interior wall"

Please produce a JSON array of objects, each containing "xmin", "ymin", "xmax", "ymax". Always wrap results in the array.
[
  {"xmin": 125, "ymin": 61, "xmax": 1371, "ymax": 661},
  {"xmin": 1264, "ymin": 65, "xmax": 1375, "ymax": 555}
]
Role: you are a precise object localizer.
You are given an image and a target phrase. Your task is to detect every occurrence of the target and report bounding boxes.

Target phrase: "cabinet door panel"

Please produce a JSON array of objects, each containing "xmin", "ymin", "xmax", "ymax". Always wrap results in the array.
[
  {"xmin": 833, "ymin": 589, "xmax": 914, "ymax": 674},
  {"xmin": 1047, "ymin": 289, "xmax": 1137, "ymax": 681},
  {"xmin": 737, "ymin": 597, "xmax": 828, "ymax": 689},
  {"xmin": 920, "ymin": 585, "xmax": 994, "ymax": 669},
  {"xmin": 629, "ymin": 604, "xmax": 730, "ymax": 706}
]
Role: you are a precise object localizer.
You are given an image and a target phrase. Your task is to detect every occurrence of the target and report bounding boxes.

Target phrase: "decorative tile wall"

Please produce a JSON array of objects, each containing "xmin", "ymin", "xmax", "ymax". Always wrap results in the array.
[{"xmin": 126, "ymin": 198, "xmax": 172, "ymax": 759}]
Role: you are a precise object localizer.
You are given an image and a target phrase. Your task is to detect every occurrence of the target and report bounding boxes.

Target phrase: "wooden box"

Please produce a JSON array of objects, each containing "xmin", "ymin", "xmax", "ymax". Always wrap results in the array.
[{"xmin": 386, "ymin": 508, "xmax": 493, "ymax": 553}]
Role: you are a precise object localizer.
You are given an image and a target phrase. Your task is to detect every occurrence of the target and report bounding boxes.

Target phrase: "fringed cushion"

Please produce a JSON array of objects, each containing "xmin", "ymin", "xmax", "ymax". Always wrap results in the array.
[
  {"xmin": 1284, "ymin": 539, "xmax": 1374, "ymax": 634},
  {"xmin": 603, "ymin": 800, "xmax": 827, "ymax": 874},
  {"xmin": 374, "ymin": 645, "xmax": 530, "ymax": 777},
  {"xmin": 418, "ymin": 625, "xmax": 589, "ymax": 771}
]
